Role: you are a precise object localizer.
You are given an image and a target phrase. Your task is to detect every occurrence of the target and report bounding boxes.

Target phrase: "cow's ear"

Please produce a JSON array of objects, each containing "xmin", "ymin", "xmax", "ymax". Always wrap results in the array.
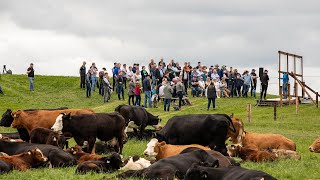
[
  {"xmin": 67, "ymin": 113, "xmax": 71, "ymax": 119},
  {"xmin": 159, "ymin": 141, "xmax": 166, "ymax": 146},
  {"xmin": 201, "ymin": 171, "xmax": 208, "ymax": 179},
  {"xmin": 229, "ymin": 113, "xmax": 234, "ymax": 118}
]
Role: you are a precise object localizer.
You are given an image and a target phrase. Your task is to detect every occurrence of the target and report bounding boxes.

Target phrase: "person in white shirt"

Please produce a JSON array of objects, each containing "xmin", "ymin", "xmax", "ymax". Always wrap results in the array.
[
  {"xmin": 198, "ymin": 76, "xmax": 205, "ymax": 96},
  {"xmin": 133, "ymin": 70, "xmax": 141, "ymax": 84},
  {"xmin": 213, "ymin": 78, "xmax": 221, "ymax": 98}
]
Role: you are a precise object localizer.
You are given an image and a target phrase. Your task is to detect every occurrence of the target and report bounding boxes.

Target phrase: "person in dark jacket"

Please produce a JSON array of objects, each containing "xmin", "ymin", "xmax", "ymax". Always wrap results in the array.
[
  {"xmin": 206, "ymin": 80, "xmax": 217, "ymax": 110},
  {"xmin": 116, "ymin": 71, "xmax": 125, "ymax": 100},
  {"xmin": 79, "ymin": 61, "xmax": 86, "ymax": 88},
  {"xmin": 85, "ymin": 69, "xmax": 92, "ymax": 98},
  {"xmin": 128, "ymin": 77, "xmax": 135, "ymax": 105},
  {"xmin": 143, "ymin": 74, "xmax": 152, "ymax": 108},
  {"xmin": 260, "ymin": 70, "xmax": 269, "ymax": 100}
]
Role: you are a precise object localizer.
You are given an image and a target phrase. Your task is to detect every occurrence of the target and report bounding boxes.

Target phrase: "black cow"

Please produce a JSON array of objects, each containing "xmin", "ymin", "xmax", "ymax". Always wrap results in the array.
[
  {"xmin": 115, "ymin": 105, "xmax": 162, "ymax": 138},
  {"xmin": 0, "ymin": 132, "xmax": 20, "ymax": 139},
  {"xmin": 184, "ymin": 164, "xmax": 277, "ymax": 180},
  {"xmin": 0, "ymin": 160, "xmax": 13, "ymax": 174},
  {"xmin": 155, "ymin": 114, "xmax": 236, "ymax": 156},
  {"xmin": 118, "ymin": 149, "xmax": 219, "ymax": 179},
  {"xmin": 55, "ymin": 112, "xmax": 125, "ymax": 154},
  {"xmin": 0, "ymin": 140, "xmax": 76, "ymax": 167},
  {"xmin": 75, "ymin": 153, "xmax": 122, "ymax": 174},
  {"xmin": 126, "ymin": 129, "xmax": 157, "ymax": 140},
  {"xmin": 30, "ymin": 127, "xmax": 66, "ymax": 149}
]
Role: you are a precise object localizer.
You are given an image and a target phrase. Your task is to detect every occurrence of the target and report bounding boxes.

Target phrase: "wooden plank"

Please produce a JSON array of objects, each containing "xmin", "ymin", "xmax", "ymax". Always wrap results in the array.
[{"xmin": 290, "ymin": 73, "xmax": 316, "ymax": 106}]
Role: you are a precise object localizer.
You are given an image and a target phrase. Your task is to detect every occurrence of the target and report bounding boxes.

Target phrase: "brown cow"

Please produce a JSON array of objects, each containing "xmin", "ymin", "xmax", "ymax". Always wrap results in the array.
[
  {"xmin": 229, "ymin": 145, "xmax": 277, "ymax": 162},
  {"xmin": 0, "ymin": 148, "xmax": 48, "ymax": 171},
  {"xmin": 30, "ymin": 127, "xmax": 66, "ymax": 149},
  {"xmin": 65, "ymin": 145, "xmax": 103, "ymax": 164},
  {"xmin": 267, "ymin": 148, "xmax": 301, "ymax": 160},
  {"xmin": 238, "ymin": 131, "xmax": 296, "ymax": 151},
  {"xmin": 227, "ymin": 117, "xmax": 245, "ymax": 144},
  {"xmin": 309, "ymin": 137, "xmax": 320, "ymax": 153},
  {"xmin": 11, "ymin": 109, "xmax": 94, "ymax": 133},
  {"xmin": 143, "ymin": 139, "xmax": 210, "ymax": 160}
]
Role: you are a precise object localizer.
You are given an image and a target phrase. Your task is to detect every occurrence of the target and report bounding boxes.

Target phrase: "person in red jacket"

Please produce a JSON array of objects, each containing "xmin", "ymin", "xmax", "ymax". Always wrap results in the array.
[{"xmin": 134, "ymin": 80, "xmax": 142, "ymax": 106}]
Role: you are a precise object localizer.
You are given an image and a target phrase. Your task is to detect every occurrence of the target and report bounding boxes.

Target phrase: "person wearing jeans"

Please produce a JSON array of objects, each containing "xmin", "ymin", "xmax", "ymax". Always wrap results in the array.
[
  {"xmin": 163, "ymin": 81, "xmax": 173, "ymax": 111},
  {"xmin": 134, "ymin": 81, "xmax": 141, "ymax": 106},
  {"xmin": 260, "ymin": 70, "xmax": 269, "ymax": 100},
  {"xmin": 282, "ymin": 72, "xmax": 289, "ymax": 99},
  {"xmin": 27, "ymin": 63, "xmax": 34, "ymax": 91},
  {"xmin": 241, "ymin": 70, "xmax": 252, "ymax": 98},
  {"xmin": 116, "ymin": 71, "xmax": 125, "ymax": 100},
  {"xmin": 90, "ymin": 63, "xmax": 98, "ymax": 91},
  {"xmin": 143, "ymin": 75, "xmax": 152, "ymax": 108}
]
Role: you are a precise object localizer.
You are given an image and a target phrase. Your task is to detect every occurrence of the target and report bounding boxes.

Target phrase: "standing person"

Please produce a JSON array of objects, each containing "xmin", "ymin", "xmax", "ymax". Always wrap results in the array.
[
  {"xmin": 133, "ymin": 70, "xmax": 141, "ymax": 84},
  {"xmin": 212, "ymin": 78, "xmax": 221, "ymax": 98},
  {"xmin": 116, "ymin": 71, "xmax": 125, "ymax": 100},
  {"xmin": 234, "ymin": 74, "xmax": 243, "ymax": 97},
  {"xmin": 175, "ymin": 78, "xmax": 184, "ymax": 109},
  {"xmin": 27, "ymin": 63, "xmax": 35, "ymax": 91},
  {"xmin": 143, "ymin": 74, "xmax": 152, "ymax": 108},
  {"xmin": 98, "ymin": 67, "xmax": 106, "ymax": 95},
  {"xmin": 148, "ymin": 59, "xmax": 154, "ymax": 74},
  {"xmin": 90, "ymin": 63, "xmax": 98, "ymax": 91},
  {"xmin": 151, "ymin": 85, "xmax": 158, "ymax": 108},
  {"xmin": 112, "ymin": 63, "xmax": 118, "ymax": 90},
  {"xmin": 150, "ymin": 63, "xmax": 157, "ymax": 85},
  {"xmin": 141, "ymin": 66, "xmax": 148, "ymax": 82},
  {"xmin": 79, "ymin": 61, "xmax": 86, "ymax": 89},
  {"xmin": 182, "ymin": 62, "xmax": 190, "ymax": 94},
  {"xmin": 227, "ymin": 70, "xmax": 236, "ymax": 97},
  {"xmin": 134, "ymin": 80, "xmax": 141, "ymax": 106},
  {"xmin": 283, "ymin": 72, "xmax": 289, "ymax": 99},
  {"xmin": 250, "ymin": 69, "xmax": 257, "ymax": 98},
  {"xmin": 206, "ymin": 80, "xmax": 217, "ymax": 110},
  {"xmin": 102, "ymin": 72, "xmax": 112, "ymax": 102},
  {"xmin": 122, "ymin": 64, "xmax": 128, "ymax": 89},
  {"xmin": 260, "ymin": 70, "xmax": 269, "ymax": 100},
  {"xmin": 163, "ymin": 80, "xmax": 173, "ymax": 111},
  {"xmin": 241, "ymin": 70, "xmax": 252, "ymax": 98},
  {"xmin": 128, "ymin": 78, "xmax": 135, "ymax": 105},
  {"xmin": 85, "ymin": 69, "xmax": 92, "ymax": 98}
]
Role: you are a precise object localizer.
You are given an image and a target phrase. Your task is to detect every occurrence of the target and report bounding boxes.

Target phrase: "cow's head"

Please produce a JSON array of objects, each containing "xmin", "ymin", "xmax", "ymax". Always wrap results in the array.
[
  {"xmin": 184, "ymin": 164, "xmax": 209, "ymax": 180},
  {"xmin": 51, "ymin": 113, "xmax": 66, "ymax": 133},
  {"xmin": 150, "ymin": 116, "xmax": 162, "ymax": 130},
  {"xmin": 47, "ymin": 131, "xmax": 66, "ymax": 149},
  {"xmin": 227, "ymin": 117, "xmax": 244, "ymax": 145},
  {"xmin": 143, "ymin": 138, "xmax": 159, "ymax": 157},
  {"xmin": 228, "ymin": 145, "xmax": 254, "ymax": 160},
  {"xmin": 309, "ymin": 137, "xmax": 320, "ymax": 153},
  {"xmin": 0, "ymin": 109, "xmax": 13, "ymax": 127},
  {"xmin": 10, "ymin": 110, "xmax": 24, "ymax": 128},
  {"xmin": 26, "ymin": 148, "xmax": 48, "ymax": 163},
  {"xmin": 101, "ymin": 153, "xmax": 123, "ymax": 171}
]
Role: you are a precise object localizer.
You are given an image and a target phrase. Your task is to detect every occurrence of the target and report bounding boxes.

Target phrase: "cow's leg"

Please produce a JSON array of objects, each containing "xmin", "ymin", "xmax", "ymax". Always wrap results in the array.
[
  {"xmin": 211, "ymin": 136, "xmax": 228, "ymax": 156},
  {"xmin": 88, "ymin": 137, "xmax": 96, "ymax": 154},
  {"xmin": 138, "ymin": 125, "xmax": 146, "ymax": 139}
]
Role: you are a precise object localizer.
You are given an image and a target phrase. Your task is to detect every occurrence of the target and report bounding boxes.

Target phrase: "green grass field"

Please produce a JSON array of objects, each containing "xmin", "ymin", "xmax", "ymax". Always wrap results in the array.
[{"xmin": 0, "ymin": 74, "xmax": 319, "ymax": 180}]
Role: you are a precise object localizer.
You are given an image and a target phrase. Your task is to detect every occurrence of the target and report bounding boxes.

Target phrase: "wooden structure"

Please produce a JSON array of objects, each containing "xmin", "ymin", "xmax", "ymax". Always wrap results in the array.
[{"xmin": 278, "ymin": 51, "xmax": 319, "ymax": 107}]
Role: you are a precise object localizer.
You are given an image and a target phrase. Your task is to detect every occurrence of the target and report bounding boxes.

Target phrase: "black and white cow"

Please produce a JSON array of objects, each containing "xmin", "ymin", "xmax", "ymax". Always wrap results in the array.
[
  {"xmin": 51, "ymin": 112, "xmax": 126, "ymax": 154},
  {"xmin": 155, "ymin": 114, "xmax": 238, "ymax": 156},
  {"xmin": 115, "ymin": 105, "xmax": 162, "ymax": 138}
]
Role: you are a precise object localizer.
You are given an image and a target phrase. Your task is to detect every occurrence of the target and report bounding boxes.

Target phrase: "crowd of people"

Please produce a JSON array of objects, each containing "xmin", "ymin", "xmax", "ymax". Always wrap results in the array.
[{"xmin": 80, "ymin": 58, "xmax": 270, "ymax": 111}]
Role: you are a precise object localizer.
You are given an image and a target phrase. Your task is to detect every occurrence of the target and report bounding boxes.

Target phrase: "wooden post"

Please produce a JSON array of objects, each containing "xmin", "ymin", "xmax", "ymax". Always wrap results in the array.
[
  {"xmin": 316, "ymin": 92, "xmax": 319, "ymax": 108},
  {"xmin": 247, "ymin": 103, "xmax": 251, "ymax": 123},
  {"xmin": 273, "ymin": 103, "xmax": 276, "ymax": 121},
  {"xmin": 288, "ymin": 83, "xmax": 291, "ymax": 102},
  {"xmin": 279, "ymin": 86, "xmax": 283, "ymax": 107},
  {"xmin": 295, "ymin": 82, "xmax": 298, "ymax": 114}
]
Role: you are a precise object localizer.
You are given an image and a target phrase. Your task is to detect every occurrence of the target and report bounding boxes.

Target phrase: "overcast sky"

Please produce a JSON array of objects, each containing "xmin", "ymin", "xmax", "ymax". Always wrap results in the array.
[{"xmin": 1, "ymin": 0, "xmax": 320, "ymax": 94}]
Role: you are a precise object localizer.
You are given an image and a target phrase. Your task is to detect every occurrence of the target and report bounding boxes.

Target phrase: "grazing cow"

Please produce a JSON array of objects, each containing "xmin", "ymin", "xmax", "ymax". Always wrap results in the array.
[
  {"xmin": 121, "ymin": 155, "xmax": 153, "ymax": 171},
  {"xmin": 239, "ymin": 131, "xmax": 296, "ymax": 151},
  {"xmin": 10, "ymin": 108, "xmax": 94, "ymax": 133},
  {"xmin": 228, "ymin": 145, "xmax": 277, "ymax": 162},
  {"xmin": 115, "ymin": 105, "xmax": 162, "ymax": 137},
  {"xmin": 155, "ymin": 114, "xmax": 241, "ymax": 156},
  {"xmin": 30, "ymin": 127, "xmax": 66, "ymax": 149},
  {"xmin": 65, "ymin": 145, "xmax": 103, "ymax": 164},
  {"xmin": 51, "ymin": 112, "xmax": 126, "ymax": 154},
  {"xmin": 0, "ymin": 140, "xmax": 76, "ymax": 167},
  {"xmin": 267, "ymin": 148, "xmax": 301, "ymax": 160},
  {"xmin": 0, "ymin": 132, "xmax": 20, "ymax": 139},
  {"xmin": 117, "ymin": 149, "xmax": 219, "ymax": 179},
  {"xmin": 1, "ymin": 109, "xmax": 30, "ymax": 141},
  {"xmin": 143, "ymin": 139, "xmax": 210, "ymax": 160},
  {"xmin": 184, "ymin": 164, "xmax": 277, "ymax": 180},
  {"xmin": 75, "ymin": 153, "xmax": 122, "ymax": 174},
  {"xmin": 0, "ymin": 160, "xmax": 13, "ymax": 174},
  {"xmin": 309, "ymin": 137, "xmax": 320, "ymax": 153},
  {"xmin": 0, "ymin": 148, "xmax": 48, "ymax": 171}
]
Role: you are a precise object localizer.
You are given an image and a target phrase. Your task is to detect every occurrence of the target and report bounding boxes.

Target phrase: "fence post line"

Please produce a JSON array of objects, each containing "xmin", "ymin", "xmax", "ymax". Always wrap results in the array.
[{"xmin": 247, "ymin": 103, "xmax": 251, "ymax": 123}]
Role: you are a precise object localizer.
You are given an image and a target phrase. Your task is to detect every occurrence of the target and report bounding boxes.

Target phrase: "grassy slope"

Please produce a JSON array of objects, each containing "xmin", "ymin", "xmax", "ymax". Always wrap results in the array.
[{"xmin": 0, "ymin": 74, "xmax": 319, "ymax": 180}]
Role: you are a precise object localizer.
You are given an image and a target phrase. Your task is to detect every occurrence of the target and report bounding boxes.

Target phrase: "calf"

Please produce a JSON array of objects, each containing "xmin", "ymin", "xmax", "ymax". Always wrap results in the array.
[
  {"xmin": 228, "ymin": 145, "xmax": 277, "ymax": 162},
  {"xmin": 267, "ymin": 148, "xmax": 301, "ymax": 160},
  {"xmin": 240, "ymin": 131, "xmax": 296, "ymax": 151},
  {"xmin": 184, "ymin": 164, "xmax": 277, "ymax": 180},
  {"xmin": 65, "ymin": 145, "xmax": 103, "ymax": 164},
  {"xmin": 0, "ymin": 160, "xmax": 13, "ymax": 174},
  {"xmin": 118, "ymin": 149, "xmax": 219, "ymax": 179},
  {"xmin": 30, "ymin": 127, "xmax": 66, "ymax": 149},
  {"xmin": 309, "ymin": 137, "xmax": 320, "ymax": 153},
  {"xmin": 143, "ymin": 139, "xmax": 210, "ymax": 160},
  {"xmin": 75, "ymin": 153, "xmax": 122, "ymax": 174},
  {"xmin": 0, "ymin": 148, "xmax": 48, "ymax": 171},
  {"xmin": 121, "ymin": 155, "xmax": 152, "ymax": 171}
]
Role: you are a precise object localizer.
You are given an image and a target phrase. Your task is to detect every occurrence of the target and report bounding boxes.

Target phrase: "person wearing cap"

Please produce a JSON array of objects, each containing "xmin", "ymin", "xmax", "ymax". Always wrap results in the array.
[
  {"xmin": 250, "ymin": 69, "xmax": 258, "ymax": 98},
  {"xmin": 79, "ymin": 61, "xmax": 86, "ymax": 89},
  {"xmin": 260, "ymin": 70, "xmax": 269, "ymax": 100},
  {"xmin": 27, "ymin": 63, "xmax": 35, "ymax": 91},
  {"xmin": 143, "ymin": 74, "xmax": 152, "ymax": 108}
]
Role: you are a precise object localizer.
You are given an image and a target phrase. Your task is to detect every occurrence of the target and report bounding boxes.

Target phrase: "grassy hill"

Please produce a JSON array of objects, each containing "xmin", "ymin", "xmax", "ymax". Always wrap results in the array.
[{"xmin": 0, "ymin": 74, "xmax": 320, "ymax": 180}]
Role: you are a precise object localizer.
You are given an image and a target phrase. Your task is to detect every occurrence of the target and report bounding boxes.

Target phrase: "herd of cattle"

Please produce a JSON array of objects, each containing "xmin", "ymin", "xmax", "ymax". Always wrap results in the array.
[{"xmin": 0, "ymin": 105, "xmax": 319, "ymax": 179}]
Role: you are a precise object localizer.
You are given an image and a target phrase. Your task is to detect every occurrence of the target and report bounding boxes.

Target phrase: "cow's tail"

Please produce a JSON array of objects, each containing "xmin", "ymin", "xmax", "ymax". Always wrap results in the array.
[
  {"xmin": 225, "ymin": 114, "xmax": 236, "ymax": 133},
  {"xmin": 117, "ymin": 169, "xmax": 146, "ymax": 179}
]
